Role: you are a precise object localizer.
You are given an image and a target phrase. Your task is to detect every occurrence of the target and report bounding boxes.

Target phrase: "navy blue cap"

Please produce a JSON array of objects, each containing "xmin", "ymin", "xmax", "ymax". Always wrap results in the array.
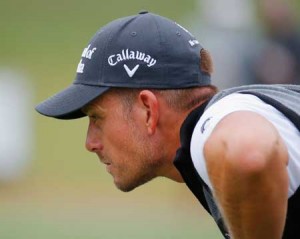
[{"xmin": 36, "ymin": 11, "xmax": 211, "ymax": 119}]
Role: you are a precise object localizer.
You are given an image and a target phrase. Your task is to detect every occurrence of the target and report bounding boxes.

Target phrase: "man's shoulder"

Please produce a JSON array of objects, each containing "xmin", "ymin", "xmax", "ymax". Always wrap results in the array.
[{"xmin": 207, "ymin": 84, "xmax": 300, "ymax": 109}]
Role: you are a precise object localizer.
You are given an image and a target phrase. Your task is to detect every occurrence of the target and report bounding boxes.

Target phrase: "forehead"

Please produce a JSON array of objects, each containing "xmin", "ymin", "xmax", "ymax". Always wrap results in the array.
[{"xmin": 82, "ymin": 90, "xmax": 120, "ymax": 114}]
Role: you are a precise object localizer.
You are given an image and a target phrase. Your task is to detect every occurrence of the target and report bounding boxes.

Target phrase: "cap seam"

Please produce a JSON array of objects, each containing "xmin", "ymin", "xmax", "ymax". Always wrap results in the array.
[
  {"xmin": 99, "ymin": 22, "xmax": 117, "ymax": 85},
  {"xmin": 151, "ymin": 14, "xmax": 166, "ymax": 81},
  {"xmin": 101, "ymin": 16, "xmax": 137, "ymax": 85}
]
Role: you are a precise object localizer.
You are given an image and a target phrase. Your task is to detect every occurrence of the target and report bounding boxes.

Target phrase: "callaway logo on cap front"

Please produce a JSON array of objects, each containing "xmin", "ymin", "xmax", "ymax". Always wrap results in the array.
[{"xmin": 108, "ymin": 49, "xmax": 157, "ymax": 78}]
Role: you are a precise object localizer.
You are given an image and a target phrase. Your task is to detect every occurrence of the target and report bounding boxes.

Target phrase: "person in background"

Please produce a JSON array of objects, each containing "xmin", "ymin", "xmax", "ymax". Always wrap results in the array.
[{"xmin": 252, "ymin": 0, "xmax": 300, "ymax": 84}]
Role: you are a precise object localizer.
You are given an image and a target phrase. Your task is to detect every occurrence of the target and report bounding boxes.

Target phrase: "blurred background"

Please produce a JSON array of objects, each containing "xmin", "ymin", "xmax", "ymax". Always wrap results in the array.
[{"xmin": 1, "ymin": 0, "xmax": 299, "ymax": 238}]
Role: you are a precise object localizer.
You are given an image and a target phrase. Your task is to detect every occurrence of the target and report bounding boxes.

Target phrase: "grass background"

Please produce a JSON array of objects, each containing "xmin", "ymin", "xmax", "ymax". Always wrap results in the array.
[{"xmin": 0, "ymin": 0, "xmax": 222, "ymax": 238}]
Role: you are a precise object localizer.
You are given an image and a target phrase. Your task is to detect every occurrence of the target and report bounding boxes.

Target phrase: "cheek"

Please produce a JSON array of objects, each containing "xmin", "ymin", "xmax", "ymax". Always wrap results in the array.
[
  {"xmin": 103, "ymin": 113, "xmax": 147, "ymax": 164},
  {"xmin": 104, "ymin": 123, "xmax": 134, "ymax": 155}
]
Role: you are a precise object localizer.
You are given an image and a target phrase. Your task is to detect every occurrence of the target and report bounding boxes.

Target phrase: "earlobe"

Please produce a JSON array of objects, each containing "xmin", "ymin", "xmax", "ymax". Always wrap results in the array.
[{"xmin": 138, "ymin": 90, "xmax": 159, "ymax": 135}]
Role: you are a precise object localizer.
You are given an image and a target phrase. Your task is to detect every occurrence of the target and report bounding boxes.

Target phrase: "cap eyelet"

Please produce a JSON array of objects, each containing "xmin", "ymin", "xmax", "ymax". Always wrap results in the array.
[
  {"xmin": 139, "ymin": 10, "xmax": 148, "ymax": 14},
  {"xmin": 131, "ymin": 31, "xmax": 137, "ymax": 36}
]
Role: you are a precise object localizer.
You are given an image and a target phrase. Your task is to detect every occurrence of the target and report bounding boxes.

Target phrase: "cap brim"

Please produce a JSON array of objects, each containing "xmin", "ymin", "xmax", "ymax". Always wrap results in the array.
[{"xmin": 35, "ymin": 84, "xmax": 110, "ymax": 119}]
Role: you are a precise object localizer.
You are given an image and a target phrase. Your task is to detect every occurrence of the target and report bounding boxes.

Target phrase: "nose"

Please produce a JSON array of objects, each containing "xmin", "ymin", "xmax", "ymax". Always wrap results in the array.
[{"xmin": 85, "ymin": 123, "xmax": 103, "ymax": 153}]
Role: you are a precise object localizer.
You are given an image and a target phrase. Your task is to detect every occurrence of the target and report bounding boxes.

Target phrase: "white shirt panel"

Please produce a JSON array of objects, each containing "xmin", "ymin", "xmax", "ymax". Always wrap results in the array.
[{"xmin": 190, "ymin": 93, "xmax": 300, "ymax": 198}]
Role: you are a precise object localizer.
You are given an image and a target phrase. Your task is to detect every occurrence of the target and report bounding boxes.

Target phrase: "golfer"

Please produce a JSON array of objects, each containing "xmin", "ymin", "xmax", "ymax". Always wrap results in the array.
[{"xmin": 36, "ymin": 12, "xmax": 300, "ymax": 239}]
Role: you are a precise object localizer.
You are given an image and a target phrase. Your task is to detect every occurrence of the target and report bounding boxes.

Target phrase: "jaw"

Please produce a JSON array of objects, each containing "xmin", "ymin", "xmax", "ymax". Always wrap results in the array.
[{"xmin": 113, "ymin": 173, "xmax": 156, "ymax": 192}]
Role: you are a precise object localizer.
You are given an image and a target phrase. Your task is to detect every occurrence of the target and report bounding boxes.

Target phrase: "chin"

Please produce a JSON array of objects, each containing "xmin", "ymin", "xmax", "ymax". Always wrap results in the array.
[
  {"xmin": 113, "ymin": 175, "xmax": 155, "ymax": 192},
  {"xmin": 114, "ymin": 181, "xmax": 138, "ymax": 192}
]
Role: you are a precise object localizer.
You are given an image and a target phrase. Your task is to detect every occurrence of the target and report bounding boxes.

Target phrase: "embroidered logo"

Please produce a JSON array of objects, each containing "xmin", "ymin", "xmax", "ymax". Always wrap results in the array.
[
  {"xmin": 108, "ymin": 49, "xmax": 156, "ymax": 77},
  {"xmin": 77, "ymin": 44, "xmax": 97, "ymax": 73},
  {"xmin": 201, "ymin": 117, "xmax": 212, "ymax": 133},
  {"xmin": 175, "ymin": 22, "xmax": 199, "ymax": 47},
  {"xmin": 123, "ymin": 64, "xmax": 140, "ymax": 78},
  {"xmin": 189, "ymin": 39, "xmax": 199, "ymax": 47}
]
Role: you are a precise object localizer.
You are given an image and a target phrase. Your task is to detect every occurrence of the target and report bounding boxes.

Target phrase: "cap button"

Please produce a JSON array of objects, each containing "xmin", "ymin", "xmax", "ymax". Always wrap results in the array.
[{"xmin": 139, "ymin": 10, "xmax": 148, "ymax": 14}]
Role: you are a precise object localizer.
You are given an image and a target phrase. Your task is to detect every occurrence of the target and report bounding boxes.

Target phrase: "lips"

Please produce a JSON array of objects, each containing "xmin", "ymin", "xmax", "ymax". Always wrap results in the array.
[
  {"xmin": 99, "ymin": 157, "xmax": 112, "ymax": 171},
  {"xmin": 100, "ymin": 159, "xmax": 111, "ymax": 166},
  {"xmin": 97, "ymin": 153, "xmax": 109, "ymax": 164},
  {"xmin": 97, "ymin": 154, "xmax": 113, "ymax": 173},
  {"xmin": 106, "ymin": 163, "xmax": 112, "ymax": 173}
]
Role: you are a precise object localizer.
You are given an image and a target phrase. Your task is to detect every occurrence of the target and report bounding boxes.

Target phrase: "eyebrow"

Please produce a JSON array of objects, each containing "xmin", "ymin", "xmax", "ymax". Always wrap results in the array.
[
  {"xmin": 81, "ymin": 103, "xmax": 106, "ymax": 116},
  {"xmin": 81, "ymin": 105, "xmax": 91, "ymax": 115}
]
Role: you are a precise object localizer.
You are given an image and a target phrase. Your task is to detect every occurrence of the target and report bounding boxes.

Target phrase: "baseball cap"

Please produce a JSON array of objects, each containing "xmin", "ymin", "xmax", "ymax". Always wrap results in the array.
[{"xmin": 35, "ymin": 11, "xmax": 211, "ymax": 119}]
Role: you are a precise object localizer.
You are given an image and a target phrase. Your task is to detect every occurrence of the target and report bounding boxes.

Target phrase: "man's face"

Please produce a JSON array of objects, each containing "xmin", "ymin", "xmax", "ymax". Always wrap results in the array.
[{"xmin": 83, "ymin": 91, "xmax": 164, "ymax": 192}]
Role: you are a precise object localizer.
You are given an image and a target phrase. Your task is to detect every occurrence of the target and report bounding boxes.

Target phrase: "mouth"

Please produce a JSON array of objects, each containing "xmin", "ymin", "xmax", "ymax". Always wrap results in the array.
[
  {"xmin": 99, "ymin": 158, "xmax": 112, "ymax": 170},
  {"xmin": 97, "ymin": 155, "xmax": 113, "ymax": 173},
  {"xmin": 105, "ymin": 163, "xmax": 112, "ymax": 173},
  {"xmin": 100, "ymin": 160, "xmax": 111, "ymax": 166},
  {"xmin": 97, "ymin": 154, "xmax": 109, "ymax": 165}
]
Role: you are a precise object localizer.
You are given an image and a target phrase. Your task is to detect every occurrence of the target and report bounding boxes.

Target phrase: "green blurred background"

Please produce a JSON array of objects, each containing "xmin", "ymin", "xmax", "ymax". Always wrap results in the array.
[{"xmin": 0, "ymin": 0, "xmax": 222, "ymax": 238}]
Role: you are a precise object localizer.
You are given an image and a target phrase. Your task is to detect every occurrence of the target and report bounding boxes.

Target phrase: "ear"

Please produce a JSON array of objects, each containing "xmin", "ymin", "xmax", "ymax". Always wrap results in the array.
[{"xmin": 138, "ymin": 90, "xmax": 159, "ymax": 135}]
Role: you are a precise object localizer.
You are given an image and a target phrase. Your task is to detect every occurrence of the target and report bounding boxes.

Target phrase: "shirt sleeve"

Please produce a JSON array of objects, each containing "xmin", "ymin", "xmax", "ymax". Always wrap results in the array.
[{"xmin": 190, "ymin": 93, "xmax": 300, "ymax": 198}]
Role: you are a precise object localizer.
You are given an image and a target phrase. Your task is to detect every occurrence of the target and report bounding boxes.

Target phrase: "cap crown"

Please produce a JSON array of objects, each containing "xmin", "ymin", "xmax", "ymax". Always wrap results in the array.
[
  {"xmin": 74, "ymin": 12, "xmax": 210, "ymax": 89},
  {"xmin": 35, "ymin": 12, "xmax": 211, "ymax": 120}
]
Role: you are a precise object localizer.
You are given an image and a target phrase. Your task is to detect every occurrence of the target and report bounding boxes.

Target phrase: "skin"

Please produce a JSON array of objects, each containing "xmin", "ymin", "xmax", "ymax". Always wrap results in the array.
[
  {"xmin": 83, "ymin": 89, "xmax": 185, "ymax": 191},
  {"xmin": 84, "ymin": 89, "xmax": 289, "ymax": 238},
  {"xmin": 204, "ymin": 111, "xmax": 289, "ymax": 239}
]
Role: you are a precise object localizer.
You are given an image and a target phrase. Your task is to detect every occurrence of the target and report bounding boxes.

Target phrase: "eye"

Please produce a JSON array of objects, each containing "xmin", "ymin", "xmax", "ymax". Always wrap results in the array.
[
  {"xmin": 88, "ymin": 114, "xmax": 98, "ymax": 122},
  {"xmin": 89, "ymin": 114, "xmax": 104, "ymax": 124}
]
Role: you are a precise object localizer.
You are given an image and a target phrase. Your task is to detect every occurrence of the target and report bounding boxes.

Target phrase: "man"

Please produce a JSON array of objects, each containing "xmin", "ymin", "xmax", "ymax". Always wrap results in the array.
[{"xmin": 36, "ymin": 11, "xmax": 300, "ymax": 239}]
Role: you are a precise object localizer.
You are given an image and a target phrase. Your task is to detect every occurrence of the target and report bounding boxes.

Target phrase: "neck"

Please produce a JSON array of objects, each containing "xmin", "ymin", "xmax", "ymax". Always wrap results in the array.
[{"xmin": 161, "ymin": 100, "xmax": 209, "ymax": 183}]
